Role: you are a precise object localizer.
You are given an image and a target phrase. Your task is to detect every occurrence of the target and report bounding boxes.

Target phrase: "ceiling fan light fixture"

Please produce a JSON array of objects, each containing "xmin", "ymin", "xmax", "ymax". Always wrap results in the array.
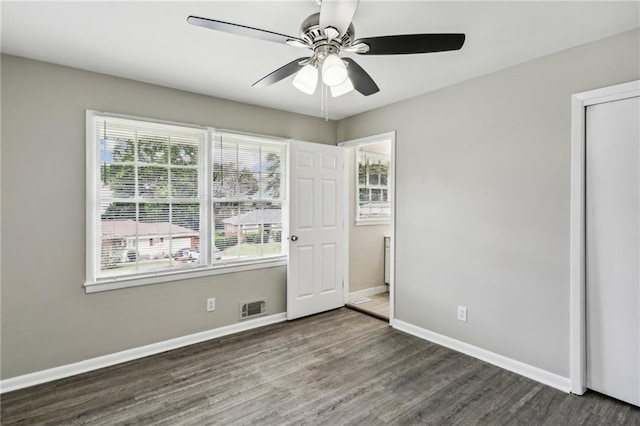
[
  {"xmin": 322, "ymin": 54, "xmax": 348, "ymax": 87},
  {"xmin": 330, "ymin": 77, "xmax": 354, "ymax": 97},
  {"xmin": 292, "ymin": 64, "xmax": 318, "ymax": 95}
]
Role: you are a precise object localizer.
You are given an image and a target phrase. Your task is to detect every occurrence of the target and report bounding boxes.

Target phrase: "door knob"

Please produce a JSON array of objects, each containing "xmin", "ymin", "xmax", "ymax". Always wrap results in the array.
[{"xmin": 290, "ymin": 235, "xmax": 299, "ymax": 241}]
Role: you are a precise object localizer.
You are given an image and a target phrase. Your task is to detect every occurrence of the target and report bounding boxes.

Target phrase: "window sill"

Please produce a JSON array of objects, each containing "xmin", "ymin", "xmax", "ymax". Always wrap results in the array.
[
  {"xmin": 84, "ymin": 258, "xmax": 287, "ymax": 293},
  {"xmin": 355, "ymin": 220, "xmax": 390, "ymax": 227}
]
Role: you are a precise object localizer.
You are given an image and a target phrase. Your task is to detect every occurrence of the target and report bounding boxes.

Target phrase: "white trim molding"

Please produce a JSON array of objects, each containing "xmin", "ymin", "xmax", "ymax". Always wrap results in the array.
[
  {"xmin": 394, "ymin": 320, "xmax": 571, "ymax": 392},
  {"xmin": 348, "ymin": 285, "xmax": 388, "ymax": 301},
  {"xmin": 569, "ymin": 80, "xmax": 640, "ymax": 395},
  {"xmin": 338, "ymin": 132, "xmax": 396, "ymax": 149},
  {"xmin": 0, "ymin": 313, "xmax": 287, "ymax": 394}
]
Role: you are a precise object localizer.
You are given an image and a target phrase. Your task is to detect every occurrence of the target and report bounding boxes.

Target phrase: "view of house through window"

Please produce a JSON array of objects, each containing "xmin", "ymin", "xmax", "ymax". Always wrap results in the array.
[
  {"xmin": 88, "ymin": 112, "xmax": 287, "ymax": 284},
  {"xmin": 211, "ymin": 132, "xmax": 285, "ymax": 262},
  {"xmin": 357, "ymin": 142, "xmax": 391, "ymax": 222}
]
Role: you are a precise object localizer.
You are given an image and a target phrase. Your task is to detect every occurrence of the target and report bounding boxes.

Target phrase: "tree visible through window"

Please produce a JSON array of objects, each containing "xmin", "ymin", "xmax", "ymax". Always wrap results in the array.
[{"xmin": 96, "ymin": 118, "xmax": 204, "ymax": 275}]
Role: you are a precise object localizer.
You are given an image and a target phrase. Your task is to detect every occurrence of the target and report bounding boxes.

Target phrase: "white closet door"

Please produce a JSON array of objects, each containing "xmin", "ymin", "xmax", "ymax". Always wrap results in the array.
[{"xmin": 586, "ymin": 95, "xmax": 640, "ymax": 406}]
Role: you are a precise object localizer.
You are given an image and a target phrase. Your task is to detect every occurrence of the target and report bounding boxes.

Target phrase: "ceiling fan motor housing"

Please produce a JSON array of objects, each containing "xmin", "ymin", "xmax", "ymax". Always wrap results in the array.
[{"xmin": 300, "ymin": 13, "xmax": 355, "ymax": 54}]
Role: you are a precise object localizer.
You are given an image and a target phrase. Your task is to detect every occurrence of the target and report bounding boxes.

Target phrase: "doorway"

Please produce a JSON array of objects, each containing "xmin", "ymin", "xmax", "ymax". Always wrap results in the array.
[
  {"xmin": 570, "ymin": 80, "xmax": 640, "ymax": 406},
  {"xmin": 339, "ymin": 132, "xmax": 395, "ymax": 323}
]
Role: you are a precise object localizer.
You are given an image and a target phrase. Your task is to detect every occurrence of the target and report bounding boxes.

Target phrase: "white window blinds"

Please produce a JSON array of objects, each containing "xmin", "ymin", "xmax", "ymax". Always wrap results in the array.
[
  {"xmin": 91, "ymin": 115, "xmax": 206, "ymax": 278},
  {"xmin": 211, "ymin": 131, "xmax": 287, "ymax": 264}
]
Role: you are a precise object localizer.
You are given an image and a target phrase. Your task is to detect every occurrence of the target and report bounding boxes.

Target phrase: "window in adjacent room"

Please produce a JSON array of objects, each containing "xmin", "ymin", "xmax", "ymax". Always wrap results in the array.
[{"xmin": 356, "ymin": 143, "xmax": 391, "ymax": 224}]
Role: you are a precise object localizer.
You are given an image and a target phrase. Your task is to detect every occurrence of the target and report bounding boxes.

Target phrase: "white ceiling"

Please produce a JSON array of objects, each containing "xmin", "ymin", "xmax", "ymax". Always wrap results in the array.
[{"xmin": 2, "ymin": 1, "xmax": 638, "ymax": 120}]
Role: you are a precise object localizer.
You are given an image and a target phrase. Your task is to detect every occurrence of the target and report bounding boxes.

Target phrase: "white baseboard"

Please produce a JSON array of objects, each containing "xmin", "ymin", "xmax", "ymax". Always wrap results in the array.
[
  {"xmin": 348, "ymin": 285, "xmax": 388, "ymax": 301},
  {"xmin": 393, "ymin": 320, "xmax": 571, "ymax": 393},
  {"xmin": 0, "ymin": 313, "xmax": 287, "ymax": 394}
]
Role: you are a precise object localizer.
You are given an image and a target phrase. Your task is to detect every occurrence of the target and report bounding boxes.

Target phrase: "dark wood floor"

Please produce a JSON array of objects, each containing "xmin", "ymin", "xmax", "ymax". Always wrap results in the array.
[{"xmin": 2, "ymin": 308, "xmax": 638, "ymax": 425}]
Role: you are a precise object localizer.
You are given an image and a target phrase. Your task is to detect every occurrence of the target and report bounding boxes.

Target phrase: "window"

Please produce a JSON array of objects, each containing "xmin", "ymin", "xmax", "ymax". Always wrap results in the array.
[
  {"xmin": 87, "ymin": 112, "xmax": 287, "ymax": 289},
  {"xmin": 356, "ymin": 146, "xmax": 391, "ymax": 223},
  {"xmin": 211, "ymin": 132, "xmax": 286, "ymax": 264}
]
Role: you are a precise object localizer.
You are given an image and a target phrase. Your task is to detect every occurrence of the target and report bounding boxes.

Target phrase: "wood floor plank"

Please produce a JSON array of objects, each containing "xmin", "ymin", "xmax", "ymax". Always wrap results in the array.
[
  {"xmin": 2, "ymin": 308, "xmax": 638, "ymax": 425},
  {"xmin": 346, "ymin": 292, "xmax": 389, "ymax": 320}
]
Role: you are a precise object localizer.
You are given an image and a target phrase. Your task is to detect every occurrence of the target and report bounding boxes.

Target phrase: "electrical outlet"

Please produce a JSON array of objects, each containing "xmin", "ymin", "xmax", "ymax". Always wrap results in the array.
[
  {"xmin": 457, "ymin": 306, "xmax": 467, "ymax": 322},
  {"xmin": 207, "ymin": 298, "xmax": 216, "ymax": 312}
]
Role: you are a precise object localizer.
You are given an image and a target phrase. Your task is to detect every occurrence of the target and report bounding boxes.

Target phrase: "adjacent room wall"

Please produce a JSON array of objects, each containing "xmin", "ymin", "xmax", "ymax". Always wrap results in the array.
[
  {"xmin": 0, "ymin": 54, "xmax": 337, "ymax": 379},
  {"xmin": 337, "ymin": 29, "xmax": 640, "ymax": 377}
]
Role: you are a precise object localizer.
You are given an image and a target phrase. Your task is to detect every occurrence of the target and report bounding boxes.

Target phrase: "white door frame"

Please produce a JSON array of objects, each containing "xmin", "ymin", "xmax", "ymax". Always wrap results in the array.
[
  {"xmin": 338, "ymin": 131, "xmax": 396, "ymax": 325},
  {"xmin": 569, "ymin": 80, "xmax": 640, "ymax": 395}
]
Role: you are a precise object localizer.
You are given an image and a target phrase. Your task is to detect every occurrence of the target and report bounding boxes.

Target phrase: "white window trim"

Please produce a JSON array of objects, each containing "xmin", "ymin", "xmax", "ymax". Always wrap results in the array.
[
  {"xmin": 354, "ymin": 220, "xmax": 391, "ymax": 227},
  {"xmin": 85, "ymin": 110, "xmax": 289, "ymax": 293}
]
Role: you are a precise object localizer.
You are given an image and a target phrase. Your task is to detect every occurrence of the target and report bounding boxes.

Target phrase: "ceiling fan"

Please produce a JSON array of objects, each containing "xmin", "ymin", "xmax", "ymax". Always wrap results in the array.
[{"xmin": 188, "ymin": 0, "xmax": 465, "ymax": 98}]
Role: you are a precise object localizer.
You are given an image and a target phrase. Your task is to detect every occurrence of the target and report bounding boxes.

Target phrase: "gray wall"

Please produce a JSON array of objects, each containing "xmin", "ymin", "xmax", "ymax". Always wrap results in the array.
[
  {"xmin": 0, "ymin": 55, "xmax": 336, "ymax": 379},
  {"xmin": 337, "ymin": 29, "xmax": 640, "ymax": 377}
]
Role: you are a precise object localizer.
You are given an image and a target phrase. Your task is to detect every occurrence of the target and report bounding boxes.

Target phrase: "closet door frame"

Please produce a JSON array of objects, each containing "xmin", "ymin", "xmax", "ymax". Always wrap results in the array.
[{"xmin": 569, "ymin": 79, "xmax": 640, "ymax": 395}]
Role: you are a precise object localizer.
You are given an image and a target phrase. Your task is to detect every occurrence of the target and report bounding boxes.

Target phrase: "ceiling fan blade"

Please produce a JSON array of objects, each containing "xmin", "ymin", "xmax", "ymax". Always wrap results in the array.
[
  {"xmin": 319, "ymin": 0, "xmax": 360, "ymax": 37},
  {"xmin": 253, "ymin": 57, "xmax": 309, "ymax": 87},
  {"xmin": 356, "ymin": 33, "xmax": 465, "ymax": 55},
  {"xmin": 343, "ymin": 58, "xmax": 379, "ymax": 96},
  {"xmin": 187, "ymin": 16, "xmax": 304, "ymax": 46}
]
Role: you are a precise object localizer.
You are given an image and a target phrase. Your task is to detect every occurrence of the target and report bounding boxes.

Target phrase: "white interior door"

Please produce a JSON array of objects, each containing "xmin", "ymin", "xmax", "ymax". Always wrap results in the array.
[
  {"xmin": 287, "ymin": 140, "xmax": 344, "ymax": 320},
  {"xmin": 586, "ymin": 95, "xmax": 640, "ymax": 406}
]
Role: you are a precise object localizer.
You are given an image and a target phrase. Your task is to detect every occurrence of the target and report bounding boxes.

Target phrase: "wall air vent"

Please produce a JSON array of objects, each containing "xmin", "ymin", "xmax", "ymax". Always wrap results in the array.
[{"xmin": 240, "ymin": 299, "xmax": 267, "ymax": 320}]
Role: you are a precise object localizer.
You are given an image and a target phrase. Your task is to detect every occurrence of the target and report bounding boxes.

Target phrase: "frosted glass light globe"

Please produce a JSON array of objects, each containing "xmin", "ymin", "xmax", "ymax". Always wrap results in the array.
[
  {"xmin": 292, "ymin": 64, "xmax": 318, "ymax": 95},
  {"xmin": 330, "ymin": 77, "xmax": 354, "ymax": 97},
  {"xmin": 322, "ymin": 54, "xmax": 348, "ymax": 87}
]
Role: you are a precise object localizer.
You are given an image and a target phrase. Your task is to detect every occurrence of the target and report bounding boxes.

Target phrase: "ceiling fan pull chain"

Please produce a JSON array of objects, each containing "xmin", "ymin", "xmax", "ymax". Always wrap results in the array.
[
  {"xmin": 321, "ymin": 83, "xmax": 330, "ymax": 121},
  {"xmin": 320, "ymin": 82, "xmax": 324, "ymax": 118}
]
